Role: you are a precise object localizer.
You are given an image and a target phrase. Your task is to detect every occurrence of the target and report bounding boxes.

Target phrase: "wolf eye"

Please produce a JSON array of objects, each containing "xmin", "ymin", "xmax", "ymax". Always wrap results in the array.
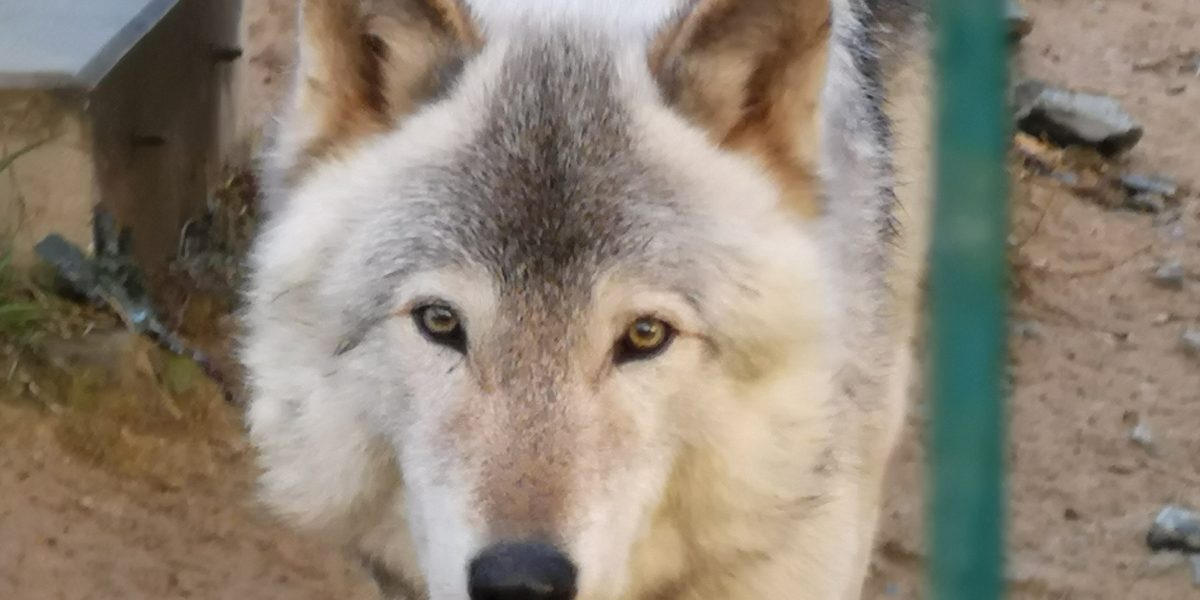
[
  {"xmin": 615, "ymin": 317, "xmax": 674, "ymax": 364},
  {"xmin": 413, "ymin": 304, "xmax": 467, "ymax": 353}
]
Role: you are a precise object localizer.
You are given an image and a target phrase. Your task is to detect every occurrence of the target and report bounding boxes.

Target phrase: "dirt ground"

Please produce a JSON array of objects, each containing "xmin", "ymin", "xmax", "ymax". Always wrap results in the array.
[{"xmin": 2, "ymin": 0, "xmax": 1199, "ymax": 598}]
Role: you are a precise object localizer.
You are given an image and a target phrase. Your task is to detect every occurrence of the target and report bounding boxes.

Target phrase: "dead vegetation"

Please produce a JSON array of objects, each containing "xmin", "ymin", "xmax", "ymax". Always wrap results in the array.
[{"xmin": 0, "ymin": 170, "xmax": 260, "ymax": 488}]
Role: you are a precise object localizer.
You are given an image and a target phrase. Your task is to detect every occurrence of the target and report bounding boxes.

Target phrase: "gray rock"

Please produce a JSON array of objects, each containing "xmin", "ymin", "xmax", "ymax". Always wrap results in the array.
[
  {"xmin": 1152, "ymin": 260, "xmax": 1185, "ymax": 289},
  {"xmin": 1048, "ymin": 170, "xmax": 1080, "ymax": 186},
  {"xmin": 1192, "ymin": 555, "xmax": 1200, "ymax": 588},
  {"xmin": 1012, "ymin": 319, "xmax": 1044, "ymax": 340},
  {"xmin": 1007, "ymin": 0, "xmax": 1033, "ymax": 40},
  {"xmin": 1182, "ymin": 329, "xmax": 1200, "ymax": 357},
  {"xmin": 1014, "ymin": 80, "xmax": 1144, "ymax": 156},
  {"xmin": 1147, "ymin": 505, "xmax": 1200, "ymax": 553},
  {"xmin": 1121, "ymin": 174, "xmax": 1180, "ymax": 199},
  {"xmin": 1129, "ymin": 422, "xmax": 1154, "ymax": 449}
]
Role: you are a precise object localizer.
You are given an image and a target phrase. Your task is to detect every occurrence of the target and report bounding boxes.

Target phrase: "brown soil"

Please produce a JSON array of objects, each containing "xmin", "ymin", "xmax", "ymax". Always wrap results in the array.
[
  {"xmin": 2, "ymin": 0, "xmax": 1198, "ymax": 598},
  {"xmin": 870, "ymin": 0, "xmax": 1200, "ymax": 597}
]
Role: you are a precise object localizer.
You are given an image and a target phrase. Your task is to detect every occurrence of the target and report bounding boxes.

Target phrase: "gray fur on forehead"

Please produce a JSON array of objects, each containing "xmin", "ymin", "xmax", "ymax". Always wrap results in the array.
[
  {"xmin": 331, "ymin": 31, "xmax": 709, "ymax": 337},
  {"xmin": 437, "ymin": 31, "xmax": 682, "ymax": 291}
]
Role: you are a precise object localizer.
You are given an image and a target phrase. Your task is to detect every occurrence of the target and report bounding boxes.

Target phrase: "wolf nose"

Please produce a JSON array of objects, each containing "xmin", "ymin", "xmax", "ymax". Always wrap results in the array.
[{"xmin": 468, "ymin": 541, "xmax": 577, "ymax": 600}]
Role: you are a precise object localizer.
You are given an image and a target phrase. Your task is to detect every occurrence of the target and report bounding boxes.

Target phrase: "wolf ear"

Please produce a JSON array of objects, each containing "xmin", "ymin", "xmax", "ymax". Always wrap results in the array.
[
  {"xmin": 268, "ymin": 0, "xmax": 480, "ymax": 191},
  {"xmin": 648, "ymin": 0, "xmax": 832, "ymax": 217}
]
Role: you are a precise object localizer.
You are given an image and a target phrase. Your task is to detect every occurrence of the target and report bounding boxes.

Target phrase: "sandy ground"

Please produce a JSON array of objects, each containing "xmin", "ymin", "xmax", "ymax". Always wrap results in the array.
[{"xmin": 2, "ymin": 0, "xmax": 1199, "ymax": 598}]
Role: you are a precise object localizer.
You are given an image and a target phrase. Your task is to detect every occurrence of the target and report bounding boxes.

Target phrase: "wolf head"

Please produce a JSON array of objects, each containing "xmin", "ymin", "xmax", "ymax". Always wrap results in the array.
[{"xmin": 243, "ymin": 1, "xmax": 840, "ymax": 598}]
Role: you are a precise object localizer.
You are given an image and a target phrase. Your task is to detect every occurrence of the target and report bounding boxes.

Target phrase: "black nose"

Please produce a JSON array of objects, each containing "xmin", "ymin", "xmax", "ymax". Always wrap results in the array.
[{"xmin": 468, "ymin": 541, "xmax": 577, "ymax": 600}]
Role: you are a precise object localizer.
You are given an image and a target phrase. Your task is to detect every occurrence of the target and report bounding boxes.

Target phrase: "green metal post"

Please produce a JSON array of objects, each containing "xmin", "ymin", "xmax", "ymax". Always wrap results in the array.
[{"xmin": 927, "ymin": 0, "xmax": 1010, "ymax": 598}]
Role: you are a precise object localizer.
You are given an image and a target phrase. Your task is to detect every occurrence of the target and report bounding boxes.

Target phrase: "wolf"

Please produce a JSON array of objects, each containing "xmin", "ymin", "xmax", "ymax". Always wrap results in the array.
[{"xmin": 240, "ymin": 0, "xmax": 931, "ymax": 598}]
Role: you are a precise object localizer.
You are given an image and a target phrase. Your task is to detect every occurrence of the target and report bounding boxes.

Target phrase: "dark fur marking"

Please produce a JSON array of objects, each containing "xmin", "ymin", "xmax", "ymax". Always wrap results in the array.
[
  {"xmin": 844, "ymin": 0, "xmax": 901, "ymax": 243},
  {"xmin": 361, "ymin": 32, "xmax": 390, "ymax": 115},
  {"xmin": 423, "ymin": 52, "xmax": 470, "ymax": 104}
]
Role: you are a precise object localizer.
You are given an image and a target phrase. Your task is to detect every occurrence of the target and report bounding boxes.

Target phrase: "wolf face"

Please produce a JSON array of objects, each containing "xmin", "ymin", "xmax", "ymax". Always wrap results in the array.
[{"xmin": 243, "ymin": 1, "xmax": 922, "ymax": 599}]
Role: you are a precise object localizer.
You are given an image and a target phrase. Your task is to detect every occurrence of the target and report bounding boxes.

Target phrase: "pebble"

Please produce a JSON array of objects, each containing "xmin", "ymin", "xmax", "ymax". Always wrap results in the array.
[
  {"xmin": 1012, "ymin": 320, "xmax": 1044, "ymax": 340},
  {"xmin": 1048, "ymin": 170, "xmax": 1080, "ymax": 187},
  {"xmin": 1152, "ymin": 260, "xmax": 1185, "ymax": 289},
  {"xmin": 1148, "ymin": 505, "xmax": 1200, "ymax": 553},
  {"xmin": 1182, "ymin": 329, "xmax": 1200, "ymax": 357},
  {"xmin": 1133, "ymin": 56, "xmax": 1171, "ymax": 72},
  {"xmin": 1013, "ymin": 80, "xmax": 1143, "ymax": 156},
  {"xmin": 1129, "ymin": 422, "xmax": 1154, "ymax": 449},
  {"xmin": 1120, "ymin": 173, "xmax": 1180, "ymax": 199}
]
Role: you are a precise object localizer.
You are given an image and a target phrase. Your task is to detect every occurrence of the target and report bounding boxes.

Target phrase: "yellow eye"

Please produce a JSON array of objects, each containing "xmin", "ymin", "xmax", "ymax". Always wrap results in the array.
[
  {"xmin": 616, "ymin": 317, "xmax": 674, "ymax": 363},
  {"xmin": 421, "ymin": 305, "xmax": 459, "ymax": 333},
  {"xmin": 414, "ymin": 304, "xmax": 467, "ymax": 352}
]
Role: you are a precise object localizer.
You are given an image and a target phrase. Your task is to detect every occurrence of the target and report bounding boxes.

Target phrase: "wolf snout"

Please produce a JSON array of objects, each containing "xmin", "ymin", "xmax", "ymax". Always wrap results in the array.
[{"xmin": 468, "ymin": 541, "xmax": 578, "ymax": 600}]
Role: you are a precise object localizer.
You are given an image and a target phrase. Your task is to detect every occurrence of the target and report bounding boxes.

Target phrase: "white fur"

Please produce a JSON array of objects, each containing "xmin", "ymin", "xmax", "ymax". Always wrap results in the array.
[{"xmin": 243, "ymin": 36, "xmax": 511, "ymax": 582}]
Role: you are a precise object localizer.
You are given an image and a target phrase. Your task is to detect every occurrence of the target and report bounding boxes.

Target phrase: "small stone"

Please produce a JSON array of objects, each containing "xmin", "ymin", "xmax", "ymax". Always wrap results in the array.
[
  {"xmin": 1122, "ymin": 409, "xmax": 1140, "ymax": 425},
  {"xmin": 1014, "ymin": 80, "xmax": 1144, "ymax": 156},
  {"xmin": 1133, "ymin": 56, "xmax": 1170, "ymax": 72},
  {"xmin": 1108, "ymin": 463, "xmax": 1135, "ymax": 475},
  {"xmin": 78, "ymin": 496, "xmax": 95, "ymax": 511},
  {"xmin": 1182, "ymin": 329, "xmax": 1200, "ymax": 357},
  {"xmin": 1129, "ymin": 422, "xmax": 1154, "ymax": 448},
  {"xmin": 1167, "ymin": 83, "xmax": 1187, "ymax": 96},
  {"xmin": 1192, "ymin": 555, "xmax": 1200, "ymax": 587},
  {"xmin": 1007, "ymin": 0, "xmax": 1033, "ymax": 41},
  {"xmin": 1152, "ymin": 313, "xmax": 1172, "ymax": 325},
  {"xmin": 884, "ymin": 582, "xmax": 901, "ymax": 597},
  {"xmin": 1120, "ymin": 174, "xmax": 1180, "ymax": 199},
  {"xmin": 1049, "ymin": 170, "xmax": 1080, "ymax": 187},
  {"xmin": 1064, "ymin": 507, "xmax": 1081, "ymax": 521},
  {"xmin": 1012, "ymin": 320, "xmax": 1044, "ymax": 339},
  {"xmin": 1147, "ymin": 505, "xmax": 1200, "ymax": 553},
  {"xmin": 1125, "ymin": 193, "xmax": 1165, "ymax": 213},
  {"xmin": 1152, "ymin": 260, "xmax": 1186, "ymax": 289}
]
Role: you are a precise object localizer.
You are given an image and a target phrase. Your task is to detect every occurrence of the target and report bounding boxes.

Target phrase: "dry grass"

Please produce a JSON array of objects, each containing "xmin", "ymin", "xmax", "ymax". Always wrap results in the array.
[{"xmin": 0, "ymin": 175, "xmax": 249, "ymax": 489}]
